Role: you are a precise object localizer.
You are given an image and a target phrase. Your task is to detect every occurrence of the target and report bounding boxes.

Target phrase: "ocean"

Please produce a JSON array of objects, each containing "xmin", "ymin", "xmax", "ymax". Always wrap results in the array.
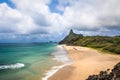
[{"xmin": 0, "ymin": 43, "xmax": 72, "ymax": 80}]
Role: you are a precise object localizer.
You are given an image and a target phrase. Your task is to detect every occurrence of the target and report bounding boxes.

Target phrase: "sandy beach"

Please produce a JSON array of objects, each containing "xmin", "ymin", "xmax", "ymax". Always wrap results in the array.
[{"xmin": 48, "ymin": 45, "xmax": 120, "ymax": 80}]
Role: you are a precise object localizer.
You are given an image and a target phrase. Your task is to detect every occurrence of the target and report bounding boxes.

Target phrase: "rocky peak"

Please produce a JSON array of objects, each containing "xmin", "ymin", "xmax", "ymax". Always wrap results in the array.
[
  {"xmin": 69, "ymin": 29, "xmax": 74, "ymax": 34},
  {"xmin": 59, "ymin": 29, "xmax": 83, "ymax": 45}
]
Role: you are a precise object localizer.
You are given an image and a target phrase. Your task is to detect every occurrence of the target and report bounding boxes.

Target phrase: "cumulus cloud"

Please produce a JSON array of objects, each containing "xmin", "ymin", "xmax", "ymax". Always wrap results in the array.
[
  {"xmin": 62, "ymin": 0, "xmax": 120, "ymax": 31},
  {"xmin": 0, "ymin": 0, "xmax": 120, "ymax": 42},
  {"xmin": 0, "ymin": 3, "xmax": 38, "ymax": 34}
]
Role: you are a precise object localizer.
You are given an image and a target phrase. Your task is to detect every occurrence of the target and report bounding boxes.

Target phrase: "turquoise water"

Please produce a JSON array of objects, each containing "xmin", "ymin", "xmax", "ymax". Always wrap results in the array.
[{"xmin": 0, "ymin": 43, "xmax": 59, "ymax": 80}]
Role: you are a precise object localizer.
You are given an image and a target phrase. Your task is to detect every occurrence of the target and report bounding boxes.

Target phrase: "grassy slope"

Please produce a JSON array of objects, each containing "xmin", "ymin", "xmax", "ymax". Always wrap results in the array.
[
  {"xmin": 59, "ymin": 29, "xmax": 120, "ymax": 54},
  {"xmin": 74, "ymin": 36, "xmax": 120, "ymax": 54}
]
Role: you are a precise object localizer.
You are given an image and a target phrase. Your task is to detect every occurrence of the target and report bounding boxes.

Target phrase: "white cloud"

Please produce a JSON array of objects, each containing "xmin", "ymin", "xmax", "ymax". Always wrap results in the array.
[
  {"xmin": 62, "ymin": 0, "xmax": 120, "ymax": 31},
  {"xmin": 0, "ymin": 3, "xmax": 38, "ymax": 34},
  {"xmin": 0, "ymin": 0, "xmax": 120, "ymax": 42}
]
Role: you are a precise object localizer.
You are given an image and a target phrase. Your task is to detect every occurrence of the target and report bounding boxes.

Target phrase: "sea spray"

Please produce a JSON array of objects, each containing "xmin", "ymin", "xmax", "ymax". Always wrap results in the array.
[
  {"xmin": 0, "ymin": 63, "xmax": 25, "ymax": 70},
  {"xmin": 52, "ymin": 45, "xmax": 72, "ymax": 63},
  {"xmin": 42, "ymin": 45, "xmax": 73, "ymax": 80}
]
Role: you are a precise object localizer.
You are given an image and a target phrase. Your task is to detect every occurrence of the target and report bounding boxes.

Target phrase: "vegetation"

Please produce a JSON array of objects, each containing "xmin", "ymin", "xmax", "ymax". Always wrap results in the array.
[
  {"xmin": 59, "ymin": 30, "xmax": 120, "ymax": 54},
  {"xmin": 59, "ymin": 29, "xmax": 83, "ymax": 45}
]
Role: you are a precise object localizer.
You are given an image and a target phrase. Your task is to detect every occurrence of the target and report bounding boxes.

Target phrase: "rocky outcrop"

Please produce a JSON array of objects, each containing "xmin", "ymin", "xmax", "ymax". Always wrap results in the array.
[
  {"xmin": 59, "ymin": 29, "xmax": 83, "ymax": 45},
  {"xmin": 86, "ymin": 62, "xmax": 120, "ymax": 80}
]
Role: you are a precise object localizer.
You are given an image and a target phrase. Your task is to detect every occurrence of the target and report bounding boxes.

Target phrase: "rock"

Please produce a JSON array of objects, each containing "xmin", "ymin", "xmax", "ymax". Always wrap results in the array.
[
  {"xmin": 86, "ymin": 62, "xmax": 120, "ymax": 80},
  {"xmin": 59, "ymin": 29, "xmax": 83, "ymax": 45}
]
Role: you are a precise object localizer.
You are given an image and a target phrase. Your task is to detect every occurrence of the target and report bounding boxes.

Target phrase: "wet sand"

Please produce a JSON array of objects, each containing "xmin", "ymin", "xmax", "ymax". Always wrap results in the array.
[{"xmin": 48, "ymin": 45, "xmax": 120, "ymax": 80}]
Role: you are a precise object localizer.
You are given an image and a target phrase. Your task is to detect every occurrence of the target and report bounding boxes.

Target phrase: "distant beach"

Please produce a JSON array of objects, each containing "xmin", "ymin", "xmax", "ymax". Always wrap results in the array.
[{"xmin": 48, "ymin": 45, "xmax": 120, "ymax": 80}]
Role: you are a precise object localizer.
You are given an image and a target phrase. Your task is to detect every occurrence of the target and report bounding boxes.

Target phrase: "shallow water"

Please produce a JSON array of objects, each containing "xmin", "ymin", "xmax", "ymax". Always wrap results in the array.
[
  {"xmin": 0, "ymin": 43, "xmax": 72, "ymax": 80},
  {"xmin": 0, "ymin": 43, "xmax": 59, "ymax": 80}
]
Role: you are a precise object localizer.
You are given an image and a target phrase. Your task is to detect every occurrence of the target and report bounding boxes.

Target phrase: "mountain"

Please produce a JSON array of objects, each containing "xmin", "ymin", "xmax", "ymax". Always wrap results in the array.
[
  {"xmin": 59, "ymin": 29, "xmax": 120, "ymax": 54},
  {"xmin": 59, "ymin": 29, "xmax": 83, "ymax": 45}
]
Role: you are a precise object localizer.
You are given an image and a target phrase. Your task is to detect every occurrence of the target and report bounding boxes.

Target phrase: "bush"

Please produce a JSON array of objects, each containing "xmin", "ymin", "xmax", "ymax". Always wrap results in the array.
[{"xmin": 114, "ymin": 45, "xmax": 120, "ymax": 54}]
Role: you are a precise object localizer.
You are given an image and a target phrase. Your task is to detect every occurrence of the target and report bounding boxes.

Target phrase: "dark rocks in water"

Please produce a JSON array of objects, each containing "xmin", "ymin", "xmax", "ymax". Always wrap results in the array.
[
  {"xmin": 86, "ymin": 62, "xmax": 120, "ymax": 80},
  {"xmin": 59, "ymin": 29, "xmax": 83, "ymax": 45}
]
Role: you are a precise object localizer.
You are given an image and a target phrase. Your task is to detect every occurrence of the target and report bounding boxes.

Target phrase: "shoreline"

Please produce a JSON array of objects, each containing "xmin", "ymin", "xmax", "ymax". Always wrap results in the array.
[
  {"xmin": 48, "ymin": 45, "xmax": 120, "ymax": 80},
  {"xmin": 42, "ymin": 45, "xmax": 72, "ymax": 80}
]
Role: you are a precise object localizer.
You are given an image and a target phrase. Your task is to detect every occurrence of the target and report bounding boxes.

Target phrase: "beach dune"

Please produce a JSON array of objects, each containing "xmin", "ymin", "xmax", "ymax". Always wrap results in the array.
[{"xmin": 48, "ymin": 45, "xmax": 120, "ymax": 80}]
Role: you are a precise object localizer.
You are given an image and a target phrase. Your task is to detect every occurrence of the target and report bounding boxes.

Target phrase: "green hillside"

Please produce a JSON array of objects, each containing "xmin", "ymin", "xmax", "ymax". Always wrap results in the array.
[
  {"xmin": 59, "ymin": 29, "xmax": 83, "ymax": 45},
  {"xmin": 59, "ymin": 30, "xmax": 120, "ymax": 54}
]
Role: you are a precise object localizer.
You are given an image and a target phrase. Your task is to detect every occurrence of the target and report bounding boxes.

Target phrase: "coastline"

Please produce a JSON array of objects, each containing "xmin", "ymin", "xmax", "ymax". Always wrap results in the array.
[
  {"xmin": 48, "ymin": 45, "xmax": 120, "ymax": 80},
  {"xmin": 42, "ymin": 45, "xmax": 72, "ymax": 80}
]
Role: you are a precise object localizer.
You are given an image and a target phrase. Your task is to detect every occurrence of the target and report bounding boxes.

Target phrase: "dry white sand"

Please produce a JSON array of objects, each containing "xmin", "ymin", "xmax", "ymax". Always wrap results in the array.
[{"xmin": 48, "ymin": 45, "xmax": 120, "ymax": 80}]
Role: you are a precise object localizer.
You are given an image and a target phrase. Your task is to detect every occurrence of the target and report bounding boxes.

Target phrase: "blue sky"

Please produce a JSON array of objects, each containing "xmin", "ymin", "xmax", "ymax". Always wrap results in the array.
[
  {"xmin": 0, "ymin": 0, "xmax": 120, "ymax": 43},
  {"xmin": 49, "ymin": 0, "xmax": 69, "ymax": 14},
  {"xmin": 0, "ymin": 0, "xmax": 15, "ymax": 8}
]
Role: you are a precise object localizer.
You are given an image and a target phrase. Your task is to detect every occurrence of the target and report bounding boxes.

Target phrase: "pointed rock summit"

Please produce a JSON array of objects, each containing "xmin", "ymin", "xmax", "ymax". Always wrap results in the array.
[
  {"xmin": 59, "ymin": 29, "xmax": 83, "ymax": 45},
  {"xmin": 70, "ymin": 29, "xmax": 74, "ymax": 34}
]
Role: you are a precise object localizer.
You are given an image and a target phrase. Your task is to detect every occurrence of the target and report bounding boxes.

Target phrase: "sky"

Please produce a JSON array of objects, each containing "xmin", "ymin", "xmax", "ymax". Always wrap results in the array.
[{"xmin": 0, "ymin": 0, "xmax": 120, "ymax": 43}]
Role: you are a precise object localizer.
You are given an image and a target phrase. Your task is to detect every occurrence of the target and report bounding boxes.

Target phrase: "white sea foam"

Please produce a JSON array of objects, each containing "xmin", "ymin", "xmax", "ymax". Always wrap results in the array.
[
  {"xmin": 42, "ymin": 45, "xmax": 73, "ymax": 80},
  {"xmin": 0, "ymin": 63, "xmax": 25, "ymax": 70},
  {"xmin": 52, "ymin": 45, "xmax": 73, "ymax": 63}
]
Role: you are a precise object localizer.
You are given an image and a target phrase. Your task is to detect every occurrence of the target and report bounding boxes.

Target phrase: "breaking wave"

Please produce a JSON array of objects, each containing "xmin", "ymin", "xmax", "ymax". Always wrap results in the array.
[
  {"xmin": 0, "ymin": 63, "xmax": 25, "ymax": 70},
  {"xmin": 42, "ymin": 45, "xmax": 73, "ymax": 80}
]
